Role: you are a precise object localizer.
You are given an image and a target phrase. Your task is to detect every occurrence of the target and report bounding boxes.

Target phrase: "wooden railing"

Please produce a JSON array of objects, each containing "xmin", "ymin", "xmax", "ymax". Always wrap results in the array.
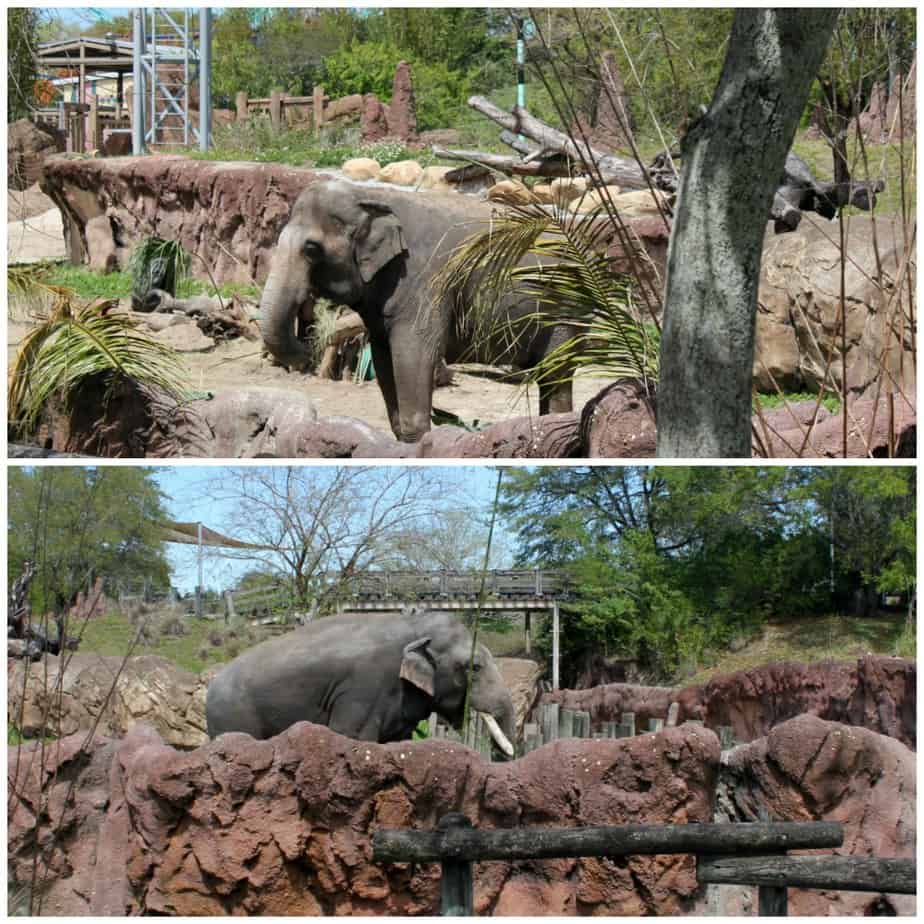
[{"xmin": 373, "ymin": 816, "xmax": 915, "ymax": 916}]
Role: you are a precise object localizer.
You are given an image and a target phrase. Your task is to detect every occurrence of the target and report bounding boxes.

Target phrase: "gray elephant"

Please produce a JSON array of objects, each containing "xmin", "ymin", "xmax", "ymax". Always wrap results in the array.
[
  {"xmin": 205, "ymin": 610, "xmax": 516, "ymax": 756},
  {"xmin": 259, "ymin": 177, "xmax": 573, "ymax": 442}
]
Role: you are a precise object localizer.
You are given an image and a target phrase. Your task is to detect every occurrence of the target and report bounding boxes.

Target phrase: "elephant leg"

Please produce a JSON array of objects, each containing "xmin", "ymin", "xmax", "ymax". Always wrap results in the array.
[
  {"xmin": 369, "ymin": 338, "xmax": 402, "ymax": 438},
  {"xmin": 390, "ymin": 329, "xmax": 437, "ymax": 442},
  {"xmin": 540, "ymin": 380, "xmax": 573, "ymax": 415}
]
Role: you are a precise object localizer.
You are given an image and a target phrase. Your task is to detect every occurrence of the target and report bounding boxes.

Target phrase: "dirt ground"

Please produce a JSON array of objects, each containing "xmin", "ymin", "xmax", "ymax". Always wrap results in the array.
[
  {"xmin": 7, "ymin": 313, "xmax": 616, "ymax": 435},
  {"xmin": 8, "ymin": 184, "xmax": 56, "ymax": 221}
]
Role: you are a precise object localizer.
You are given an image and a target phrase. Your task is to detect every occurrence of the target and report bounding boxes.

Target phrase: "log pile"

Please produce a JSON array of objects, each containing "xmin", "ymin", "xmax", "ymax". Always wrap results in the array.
[{"xmin": 440, "ymin": 95, "xmax": 885, "ymax": 232}]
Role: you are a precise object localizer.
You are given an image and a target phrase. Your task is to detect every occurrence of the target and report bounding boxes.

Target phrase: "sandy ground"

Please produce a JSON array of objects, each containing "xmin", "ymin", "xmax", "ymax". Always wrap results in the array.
[
  {"xmin": 7, "ymin": 314, "xmax": 615, "ymax": 433},
  {"xmin": 8, "ymin": 184, "xmax": 66, "ymax": 264}
]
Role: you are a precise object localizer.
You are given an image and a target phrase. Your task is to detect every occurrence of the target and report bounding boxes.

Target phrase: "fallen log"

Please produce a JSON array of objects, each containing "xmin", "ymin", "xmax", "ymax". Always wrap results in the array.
[
  {"xmin": 468, "ymin": 95, "xmax": 654, "ymax": 190},
  {"xmin": 142, "ymin": 289, "xmax": 260, "ymax": 342},
  {"xmin": 433, "ymin": 146, "xmax": 572, "ymax": 182}
]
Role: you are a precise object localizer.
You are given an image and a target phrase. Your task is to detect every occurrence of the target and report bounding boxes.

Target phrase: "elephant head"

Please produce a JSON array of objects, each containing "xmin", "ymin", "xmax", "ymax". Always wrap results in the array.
[
  {"xmin": 400, "ymin": 631, "xmax": 516, "ymax": 758},
  {"xmin": 260, "ymin": 180, "xmax": 408, "ymax": 372}
]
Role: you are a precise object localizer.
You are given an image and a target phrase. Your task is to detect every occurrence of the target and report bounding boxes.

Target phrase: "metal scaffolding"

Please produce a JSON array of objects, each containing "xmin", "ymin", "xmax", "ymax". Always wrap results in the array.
[{"xmin": 131, "ymin": 8, "xmax": 211, "ymax": 154}]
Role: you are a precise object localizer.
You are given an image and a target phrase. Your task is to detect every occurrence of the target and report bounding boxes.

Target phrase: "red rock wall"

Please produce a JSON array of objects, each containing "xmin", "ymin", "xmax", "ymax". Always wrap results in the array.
[
  {"xmin": 541, "ymin": 657, "xmax": 915, "ymax": 750},
  {"xmin": 8, "ymin": 721, "xmax": 719, "ymax": 915},
  {"xmin": 40, "ymin": 155, "xmax": 316, "ymax": 286},
  {"xmin": 714, "ymin": 714, "xmax": 916, "ymax": 916}
]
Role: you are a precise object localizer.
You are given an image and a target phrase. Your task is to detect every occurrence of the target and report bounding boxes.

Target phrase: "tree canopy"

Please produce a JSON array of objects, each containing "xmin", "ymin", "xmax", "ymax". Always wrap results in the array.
[
  {"xmin": 8, "ymin": 467, "xmax": 172, "ymax": 615},
  {"xmin": 500, "ymin": 466, "xmax": 915, "ymax": 683}
]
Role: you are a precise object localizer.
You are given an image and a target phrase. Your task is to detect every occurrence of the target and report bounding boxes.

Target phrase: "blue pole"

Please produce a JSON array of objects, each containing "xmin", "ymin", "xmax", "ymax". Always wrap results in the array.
[{"xmin": 516, "ymin": 18, "xmax": 526, "ymax": 141}]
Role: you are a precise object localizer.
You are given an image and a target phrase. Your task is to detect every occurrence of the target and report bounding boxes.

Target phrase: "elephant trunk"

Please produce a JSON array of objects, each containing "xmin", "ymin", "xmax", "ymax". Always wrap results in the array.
[{"xmin": 259, "ymin": 230, "xmax": 315, "ymax": 371}]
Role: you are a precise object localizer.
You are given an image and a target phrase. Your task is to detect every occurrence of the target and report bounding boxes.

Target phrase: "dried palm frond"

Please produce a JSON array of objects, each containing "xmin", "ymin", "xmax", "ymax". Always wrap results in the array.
[
  {"xmin": 8, "ymin": 296, "xmax": 187, "ymax": 438},
  {"xmin": 432, "ymin": 199, "xmax": 658, "ymax": 393}
]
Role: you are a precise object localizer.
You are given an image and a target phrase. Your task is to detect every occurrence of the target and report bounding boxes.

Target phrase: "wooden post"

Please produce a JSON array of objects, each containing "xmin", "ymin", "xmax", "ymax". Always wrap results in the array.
[
  {"xmin": 88, "ymin": 94, "xmax": 100, "ymax": 150},
  {"xmin": 523, "ymin": 722, "xmax": 540, "ymax": 753},
  {"xmin": 428, "ymin": 712, "xmax": 439, "ymax": 737},
  {"xmin": 313, "ymin": 84, "xmax": 325, "ymax": 133},
  {"xmin": 719, "ymin": 726, "xmax": 735, "ymax": 750},
  {"xmin": 524, "ymin": 611, "xmax": 531, "ymax": 654},
  {"xmin": 621, "ymin": 712, "xmax": 636, "ymax": 737},
  {"xmin": 224, "ymin": 590, "xmax": 236, "ymax": 624},
  {"xmin": 236, "ymin": 91, "xmax": 249, "ymax": 123},
  {"xmin": 551, "ymin": 601, "xmax": 560, "ymax": 691},
  {"xmin": 574, "ymin": 711, "xmax": 591, "ymax": 737},
  {"xmin": 666, "ymin": 702, "xmax": 680, "ymax": 726},
  {"xmin": 437, "ymin": 814, "xmax": 474, "ymax": 916},
  {"xmin": 270, "ymin": 89, "xmax": 284, "ymax": 131},
  {"xmin": 649, "ymin": 718, "xmax": 664, "ymax": 733},
  {"xmin": 558, "ymin": 708, "xmax": 575, "ymax": 739},
  {"xmin": 540, "ymin": 702, "xmax": 559, "ymax": 743}
]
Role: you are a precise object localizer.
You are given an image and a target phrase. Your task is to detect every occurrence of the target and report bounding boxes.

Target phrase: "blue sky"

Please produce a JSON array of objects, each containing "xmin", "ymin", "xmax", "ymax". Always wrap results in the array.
[{"xmin": 154, "ymin": 465, "xmax": 514, "ymax": 594}]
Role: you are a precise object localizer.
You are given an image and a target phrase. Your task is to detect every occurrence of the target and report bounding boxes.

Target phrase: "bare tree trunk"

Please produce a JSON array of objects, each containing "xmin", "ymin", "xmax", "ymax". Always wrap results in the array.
[{"xmin": 657, "ymin": 10, "xmax": 840, "ymax": 457}]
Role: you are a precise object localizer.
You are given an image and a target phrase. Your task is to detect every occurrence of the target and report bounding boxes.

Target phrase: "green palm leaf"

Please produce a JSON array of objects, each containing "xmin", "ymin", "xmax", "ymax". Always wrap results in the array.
[
  {"xmin": 432, "ymin": 199, "xmax": 659, "ymax": 394},
  {"xmin": 8, "ymin": 297, "xmax": 188, "ymax": 439}
]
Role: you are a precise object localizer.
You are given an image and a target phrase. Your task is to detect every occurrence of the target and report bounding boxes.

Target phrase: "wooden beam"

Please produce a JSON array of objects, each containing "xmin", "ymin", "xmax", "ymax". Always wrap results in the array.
[
  {"xmin": 373, "ymin": 822, "xmax": 843, "ymax": 864},
  {"xmin": 697, "ymin": 856, "xmax": 916, "ymax": 895},
  {"xmin": 552, "ymin": 601, "xmax": 560, "ymax": 691}
]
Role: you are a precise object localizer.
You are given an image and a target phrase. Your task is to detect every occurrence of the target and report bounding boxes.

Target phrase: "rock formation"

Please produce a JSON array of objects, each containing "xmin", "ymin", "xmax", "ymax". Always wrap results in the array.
[
  {"xmin": 8, "ymin": 653, "xmax": 211, "ymax": 749},
  {"xmin": 8, "ymin": 118, "xmax": 65, "ymax": 190},
  {"xmin": 385, "ymin": 60, "xmax": 418, "ymax": 140},
  {"xmin": 714, "ymin": 714, "xmax": 915, "ymax": 916},
  {"xmin": 8, "ymin": 721, "xmax": 720, "ymax": 915}
]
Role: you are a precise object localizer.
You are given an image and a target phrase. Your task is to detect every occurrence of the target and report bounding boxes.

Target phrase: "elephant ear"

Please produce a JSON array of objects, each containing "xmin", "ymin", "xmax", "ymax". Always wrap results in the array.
[
  {"xmin": 400, "ymin": 637, "xmax": 436, "ymax": 697},
  {"xmin": 355, "ymin": 201, "xmax": 407, "ymax": 283}
]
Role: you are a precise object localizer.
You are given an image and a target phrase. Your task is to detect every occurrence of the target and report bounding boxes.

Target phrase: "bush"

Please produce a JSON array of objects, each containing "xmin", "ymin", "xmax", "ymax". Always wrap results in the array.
[{"xmin": 157, "ymin": 615, "xmax": 190, "ymax": 638}]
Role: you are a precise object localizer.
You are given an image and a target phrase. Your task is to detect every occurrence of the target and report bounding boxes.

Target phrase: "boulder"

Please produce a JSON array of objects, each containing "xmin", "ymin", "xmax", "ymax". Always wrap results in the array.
[
  {"xmin": 341, "ymin": 157, "xmax": 380, "ymax": 181},
  {"xmin": 715, "ymin": 715, "xmax": 915, "ymax": 916},
  {"xmin": 531, "ymin": 183, "xmax": 555, "ymax": 204},
  {"xmin": 755, "ymin": 217, "xmax": 913, "ymax": 396},
  {"xmin": 8, "ymin": 118, "xmax": 64, "ymax": 191},
  {"xmin": 487, "ymin": 179, "xmax": 536, "ymax": 206},
  {"xmin": 150, "ymin": 322, "xmax": 216, "ymax": 353},
  {"xmin": 574, "ymin": 184, "xmax": 622, "ymax": 212},
  {"xmin": 418, "ymin": 165, "xmax": 456, "ymax": 192},
  {"xmin": 8, "ymin": 653, "xmax": 209, "ymax": 749},
  {"xmin": 7, "ymin": 720, "xmax": 720, "ymax": 915},
  {"xmin": 550, "ymin": 176, "xmax": 588, "ymax": 203},
  {"xmin": 611, "ymin": 188, "xmax": 670, "ymax": 217},
  {"xmin": 377, "ymin": 159, "xmax": 423, "ymax": 187}
]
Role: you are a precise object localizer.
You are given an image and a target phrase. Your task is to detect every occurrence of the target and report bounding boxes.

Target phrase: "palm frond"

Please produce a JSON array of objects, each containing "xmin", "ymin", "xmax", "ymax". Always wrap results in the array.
[
  {"xmin": 128, "ymin": 236, "xmax": 192, "ymax": 307},
  {"xmin": 8, "ymin": 297, "xmax": 188, "ymax": 438},
  {"xmin": 432, "ymin": 200, "xmax": 658, "ymax": 390}
]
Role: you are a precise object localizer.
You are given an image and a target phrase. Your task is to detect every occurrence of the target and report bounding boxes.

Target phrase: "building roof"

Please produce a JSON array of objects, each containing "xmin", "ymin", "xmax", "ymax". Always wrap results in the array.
[{"xmin": 37, "ymin": 35, "xmax": 188, "ymax": 74}]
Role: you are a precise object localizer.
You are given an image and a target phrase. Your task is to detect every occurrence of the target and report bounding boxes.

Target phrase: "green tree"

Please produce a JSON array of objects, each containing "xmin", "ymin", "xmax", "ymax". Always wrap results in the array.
[
  {"xmin": 211, "ymin": 8, "xmax": 262, "ymax": 107},
  {"xmin": 8, "ymin": 467, "xmax": 172, "ymax": 616},
  {"xmin": 8, "ymin": 8, "xmax": 41, "ymax": 121}
]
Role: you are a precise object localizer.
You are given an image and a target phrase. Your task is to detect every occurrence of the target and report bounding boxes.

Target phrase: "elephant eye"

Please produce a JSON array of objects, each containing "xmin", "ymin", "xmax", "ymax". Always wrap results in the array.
[
  {"xmin": 472, "ymin": 664, "xmax": 482, "ymax": 673},
  {"xmin": 303, "ymin": 240, "xmax": 323, "ymax": 260}
]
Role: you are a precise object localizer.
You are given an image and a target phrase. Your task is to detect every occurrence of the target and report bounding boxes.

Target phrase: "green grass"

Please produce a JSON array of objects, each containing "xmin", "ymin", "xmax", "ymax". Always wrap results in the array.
[
  {"xmin": 686, "ymin": 611, "xmax": 912, "ymax": 686},
  {"xmin": 755, "ymin": 391, "xmax": 841, "ymax": 415},
  {"xmin": 40, "ymin": 264, "xmax": 261, "ymax": 303},
  {"xmin": 78, "ymin": 608, "xmax": 246, "ymax": 674}
]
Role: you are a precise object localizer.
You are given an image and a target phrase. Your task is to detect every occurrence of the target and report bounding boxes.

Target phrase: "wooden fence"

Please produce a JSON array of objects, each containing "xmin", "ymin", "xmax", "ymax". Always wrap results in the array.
[
  {"xmin": 524, "ymin": 702, "xmax": 737, "ymax": 755},
  {"xmin": 372, "ymin": 816, "xmax": 915, "ymax": 916},
  {"xmin": 33, "ymin": 100, "xmax": 129, "ymax": 153},
  {"xmin": 234, "ymin": 86, "xmax": 363, "ymax": 134}
]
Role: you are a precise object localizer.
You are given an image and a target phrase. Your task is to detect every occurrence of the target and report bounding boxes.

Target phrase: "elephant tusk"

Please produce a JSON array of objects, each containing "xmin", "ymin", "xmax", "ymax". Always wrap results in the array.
[{"xmin": 478, "ymin": 711, "xmax": 515, "ymax": 757}]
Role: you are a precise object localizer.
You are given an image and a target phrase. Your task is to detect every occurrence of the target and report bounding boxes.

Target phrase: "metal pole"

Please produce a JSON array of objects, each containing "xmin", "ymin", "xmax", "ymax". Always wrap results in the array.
[
  {"xmin": 516, "ymin": 18, "xmax": 526, "ymax": 141},
  {"xmin": 199, "ymin": 7, "xmax": 212, "ymax": 152},
  {"xmin": 150, "ymin": 9, "xmax": 157, "ymax": 146},
  {"xmin": 132, "ymin": 9, "xmax": 145, "ymax": 154},
  {"xmin": 196, "ymin": 521, "xmax": 203, "ymax": 617},
  {"xmin": 183, "ymin": 9, "xmax": 190, "ymax": 145},
  {"xmin": 552, "ymin": 601, "xmax": 560, "ymax": 690}
]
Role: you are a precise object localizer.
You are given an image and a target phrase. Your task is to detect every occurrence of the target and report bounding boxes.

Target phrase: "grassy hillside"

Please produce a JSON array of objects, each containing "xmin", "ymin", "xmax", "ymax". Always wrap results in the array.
[{"xmin": 685, "ymin": 611, "xmax": 913, "ymax": 686}]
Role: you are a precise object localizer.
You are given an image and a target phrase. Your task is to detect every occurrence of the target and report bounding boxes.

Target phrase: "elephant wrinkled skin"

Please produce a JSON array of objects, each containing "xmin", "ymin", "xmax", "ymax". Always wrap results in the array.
[
  {"xmin": 205, "ymin": 610, "xmax": 516, "ymax": 755},
  {"xmin": 259, "ymin": 177, "xmax": 574, "ymax": 442}
]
